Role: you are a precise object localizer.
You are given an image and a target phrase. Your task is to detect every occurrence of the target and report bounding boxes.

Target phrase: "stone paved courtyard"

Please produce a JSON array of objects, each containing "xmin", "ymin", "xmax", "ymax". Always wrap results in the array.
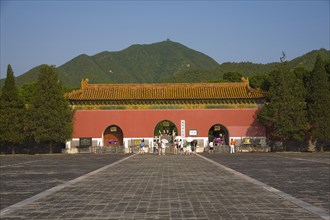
[
  {"xmin": 202, "ymin": 152, "xmax": 330, "ymax": 213},
  {"xmin": 0, "ymin": 152, "xmax": 329, "ymax": 219},
  {"xmin": 0, "ymin": 154, "xmax": 129, "ymax": 210}
]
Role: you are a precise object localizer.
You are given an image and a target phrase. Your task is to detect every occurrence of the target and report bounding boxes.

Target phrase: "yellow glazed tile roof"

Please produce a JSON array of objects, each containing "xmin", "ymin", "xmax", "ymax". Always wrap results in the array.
[{"xmin": 66, "ymin": 79, "xmax": 265, "ymax": 101}]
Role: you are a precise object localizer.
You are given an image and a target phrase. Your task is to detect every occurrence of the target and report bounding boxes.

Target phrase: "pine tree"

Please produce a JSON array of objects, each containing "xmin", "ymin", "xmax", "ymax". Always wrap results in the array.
[
  {"xmin": 28, "ymin": 65, "xmax": 73, "ymax": 153},
  {"xmin": 223, "ymin": 72, "xmax": 243, "ymax": 82},
  {"xmin": 258, "ymin": 62, "xmax": 309, "ymax": 147},
  {"xmin": 306, "ymin": 55, "xmax": 330, "ymax": 151},
  {"xmin": 0, "ymin": 65, "xmax": 26, "ymax": 153},
  {"xmin": 249, "ymin": 73, "xmax": 271, "ymax": 91}
]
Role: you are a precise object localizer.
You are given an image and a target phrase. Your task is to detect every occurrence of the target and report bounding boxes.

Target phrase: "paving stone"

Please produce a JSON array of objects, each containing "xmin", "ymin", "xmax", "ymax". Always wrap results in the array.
[
  {"xmin": 1, "ymin": 153, "xmax": 329, "ymax": 219},
  {"xmin": 0, "ymin": 154, "xmax": 129, "ymax": 210},
  {"xmin": 202, "ymin": 152, "xmax": 330, "ymax": 213}
]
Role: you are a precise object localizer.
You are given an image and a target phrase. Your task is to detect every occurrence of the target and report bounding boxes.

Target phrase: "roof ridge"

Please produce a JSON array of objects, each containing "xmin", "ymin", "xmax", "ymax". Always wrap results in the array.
[
  {"xmin": 65, "ymin": 78, "xmax": 266, "ymax": 101},
  {"xmin": 86, "ymin": 82, "xmax": 245, "ymax": 88}
]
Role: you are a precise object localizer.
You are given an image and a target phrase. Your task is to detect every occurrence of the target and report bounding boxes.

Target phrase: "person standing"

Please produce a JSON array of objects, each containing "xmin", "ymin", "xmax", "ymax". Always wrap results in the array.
[
  {"xmin": 230, "ymin": 138, "xmax": 235, "ymax": 154},
  {"xmin": 173, "ymin": 140, "xmax": 178, "ymax": 155},
  {"xmin": 161, "ymin": 141, "xmax": 166, "ymax": 155},
  {"xmin": 153, "ymin": 139, "xmax": 158, "ymax": 155},
  {"xmin": 140, "ymin": 139, "xmax": 145, "ymax": 154},
  {"xmin": 158, "ymin": 139, "xmax": 162, "ymax": 155},
  {"xmin": 209, "ymin": 140, "xmax": 214, "ymax": 154},
  {"xmin": 191, "ymin": 140, "xmax": 197, "ymax": 154},
  {"xmin": 186, "ymin": 141, "xmax": 191, "ymax": 155},
  {"xmin": 178, "ymin": 139, "xmax": 183, "ymax": 155}
]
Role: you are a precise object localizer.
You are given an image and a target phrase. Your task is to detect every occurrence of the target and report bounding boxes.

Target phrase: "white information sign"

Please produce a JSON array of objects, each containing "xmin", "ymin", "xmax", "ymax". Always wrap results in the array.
[{"xmin": 181, "ymin": 120, "xmax": 186, "ymax": 137}]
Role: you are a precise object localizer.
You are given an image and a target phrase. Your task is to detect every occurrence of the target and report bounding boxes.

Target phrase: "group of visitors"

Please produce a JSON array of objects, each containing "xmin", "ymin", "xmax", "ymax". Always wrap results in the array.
[
  {"xmin": 145, "ymin": 139, "xmax": 166, "ymax": 155},
  {"xmin": 139, "ymin": 139, "xmax": 166, "ymax": 155},
  {"xmin": 208, "ymin": 138, "xmax": 236, "ymax": 154},
  {"xmin": 143, "ymin": 138, "xmax": 198, "ymax": 155},
  {"xmin": 140, "ymin": 137, "xmax": 237, "ymax": 155},
  {"xmin": 173, "ymin": 139, "xmax": 197, "ymax": 155}
]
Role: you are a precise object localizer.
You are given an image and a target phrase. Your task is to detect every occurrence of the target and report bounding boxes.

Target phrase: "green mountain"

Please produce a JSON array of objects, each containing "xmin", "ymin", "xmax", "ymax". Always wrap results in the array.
[
  {"xmin": 3, "ymin": 40, "xmax": 330, "ymax": 88},
  {"xmin": 160, "ymin": 48, "xmax": 330, "ymax": 83},
  {"xmin": 14, "ymin": 40, "xmax": 219, "ymax": 87}
]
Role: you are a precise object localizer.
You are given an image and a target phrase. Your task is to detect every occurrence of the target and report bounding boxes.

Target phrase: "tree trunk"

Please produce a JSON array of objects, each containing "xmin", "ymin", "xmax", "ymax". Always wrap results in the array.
[
  {"xmin": 48, "ymin": 142, "xmax": 53, "ymax": 154},
  {"xmin": 11, "ymin": 145, "xmax": 15, "ymax": 155},
  {"xmin": 307, "ymin": 137, "xmax": 317, "ymax": 152}
]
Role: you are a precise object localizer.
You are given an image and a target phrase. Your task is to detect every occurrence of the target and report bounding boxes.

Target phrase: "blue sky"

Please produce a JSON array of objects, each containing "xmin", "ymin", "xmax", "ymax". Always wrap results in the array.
[{"xmin": 1, "ymin": 0, "xmax": 329, "ymax": 77}]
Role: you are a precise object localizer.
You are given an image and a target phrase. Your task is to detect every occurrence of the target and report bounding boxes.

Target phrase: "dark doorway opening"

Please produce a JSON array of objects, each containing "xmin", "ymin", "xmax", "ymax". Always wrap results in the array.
[
  {"xmin": 103, "ymin": 125, "xmax": 123, "ymax": 147},
  {"xmin": 208, "ymin": 124, "xmax": 229, "ymax": 145}
]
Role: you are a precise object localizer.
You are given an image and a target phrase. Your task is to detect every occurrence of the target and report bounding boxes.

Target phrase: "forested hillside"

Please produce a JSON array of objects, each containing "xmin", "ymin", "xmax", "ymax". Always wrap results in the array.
[
  {"xmin": 2, "ymin": 40, "xmax": 329, "ymax": 88},
  {"xmin": 160, "ymin": 49, "xmax": 330, "ymax": 83},
  {"xmin": 13, "ymin": 40, "xmax": 219, "ymax": 87}
]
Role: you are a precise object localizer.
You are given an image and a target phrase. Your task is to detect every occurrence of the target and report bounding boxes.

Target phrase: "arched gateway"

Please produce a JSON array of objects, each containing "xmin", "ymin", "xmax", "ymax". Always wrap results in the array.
[
  {"xmin": 65, "ymin": 78, "xmax": 267, "ymax": 153},
  {"xmin": 103, "ymin": 125, "xmax": 123, "ymax": 147},
  {"xmin": 208, "ymin": 124, "xmax": 229, "ymax": 145},
  {"xmin": 154, "ymin": 120, "xmax": 178, "ymax": 137}
]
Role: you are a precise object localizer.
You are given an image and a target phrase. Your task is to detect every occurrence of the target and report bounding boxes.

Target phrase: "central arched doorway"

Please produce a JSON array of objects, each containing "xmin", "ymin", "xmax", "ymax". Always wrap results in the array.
[
  {"xmin": 103, "ymin": 125, "xmax": 123, "ymax": 147},
  {"xmin": 208, "ymin": 124, "xmax": 229, "ymax": 145},
  {"xmin": 154, "ymin": 120, "xmax": 178, "ymax": 137},
  {"xmin": 154, "ymin": 120, "xmax": 178, "ymax": 143}
]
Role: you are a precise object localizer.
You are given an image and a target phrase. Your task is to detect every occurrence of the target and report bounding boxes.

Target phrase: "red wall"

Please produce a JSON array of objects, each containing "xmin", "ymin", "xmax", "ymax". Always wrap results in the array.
[{"xmin": 72, "ymin": 109, "xmax": 265, "ymax": 138}]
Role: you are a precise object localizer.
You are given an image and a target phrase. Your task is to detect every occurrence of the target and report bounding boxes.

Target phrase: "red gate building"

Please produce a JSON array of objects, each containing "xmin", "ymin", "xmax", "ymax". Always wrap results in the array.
[{"xmin": 65, "ymin": 78, "xmax": 266, "ymax": 153}]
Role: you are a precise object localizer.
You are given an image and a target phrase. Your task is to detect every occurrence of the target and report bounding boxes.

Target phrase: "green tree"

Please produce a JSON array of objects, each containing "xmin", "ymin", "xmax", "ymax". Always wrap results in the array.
[
  {"xmin": 249, "ymin": 73, "xmax": 271, "ymax": 91},
  {"xmin": 294, "ymin": 67, "xmax": 310, "ymax": 102},
  {"xmin": 258, "ymin": 62, "xmax": 309, "ymax": 147},
  {"xmin": 306, "ymin": 55, "xmax": 330, "ymax": 151},
  {"xmin": 325, "ymin": 60, "xmax": 330, "ymax": 89},
  {"xmin": 294, "ymin": 66, "xmax": 309, "ymax": 80},
  {"xmin": 223, "ymin": 72, "xmax": 242, "ymax": 82},
  {"xmin": 20, "ymin": 82, "xmax": 37, "ymax": 104},
  {"xmin": 0, "ymin": 65, "xmax": 26, "ymax": 153},
  {"xmin": 28, "ymin": 65, "xmax": 74, "ymax": 153}
]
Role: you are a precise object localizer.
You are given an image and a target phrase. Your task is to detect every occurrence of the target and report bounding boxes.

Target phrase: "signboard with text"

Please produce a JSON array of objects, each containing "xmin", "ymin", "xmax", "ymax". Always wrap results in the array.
[
  {"xmin": 189, "ymin": 129, "xmax": 198, "ymax": 136},
  {"xmin": 79, "ymin": 138, "xmax": 92, "ymax": 147}
]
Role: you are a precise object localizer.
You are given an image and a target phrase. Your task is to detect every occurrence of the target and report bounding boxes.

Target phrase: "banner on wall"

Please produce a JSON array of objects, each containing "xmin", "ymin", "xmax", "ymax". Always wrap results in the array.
[{"xmin": 181, "ymin": 120, "xmax": 185, "ymax": 137}]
